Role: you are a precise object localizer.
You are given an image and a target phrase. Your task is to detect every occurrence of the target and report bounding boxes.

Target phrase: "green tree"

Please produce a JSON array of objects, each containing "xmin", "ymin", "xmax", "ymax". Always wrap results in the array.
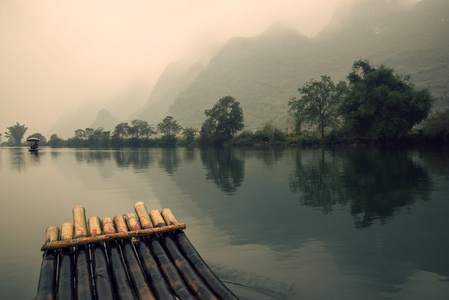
[
  {"xmin": 74, "ymin": 129, "xmax": 86, "ymax": 140},
  {"xmin": 157, "ymin": 116, "xmax": 182, "ymax": 138},
  {"xmin": 183, "ymin": 127, "xmax": 198, "ymax": 145},
  {"xmin": 113, "ymin": 122, "xmax": 130, "ymax": 139},
  {"xmin": 128, "ymin": 119, "xmax": 155, "ymax": 139},
  {"xmin": 157, "ymin": 116, "xmax": 183, "ymax": 146},
  {"xmin": 422, "ymin": 108, "xmax": 449, "ymax": 144},
  {"xmin": 87, "ymin": 127, "xmax": 108, "ymax": 147},
  {"xmin": 200, "ymin": 95, "xmax": 244, "ymax": 145},
  {"xmin": 339, "ymin": 59, "xmax": 434, "ymax": 140},
  {"xmin": 112, "ymin": 122, "xmax": 129, "ymax": 147},
  {"xmin": 26, "ymin": 133, "xmax": 47, "ymax": 144},
  {"xmin": 48, "ymin": 134, "xmax": 64, "ymax": 147},
  {"xmin": 5, "ymin": 122, "xmax": 28, "ymax": 146},
  {"xmin": 85, "ymin": 128, "xmax": 94, "ymax": 140},
  {"xmin": 288, "ymin": 75, "xmax": 347, "ymax": 139}
]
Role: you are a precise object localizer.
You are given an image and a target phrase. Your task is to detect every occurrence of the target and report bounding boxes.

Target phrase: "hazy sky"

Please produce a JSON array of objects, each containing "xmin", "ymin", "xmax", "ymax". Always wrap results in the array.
[{"xmin": 1, "ymin": 0, "xmax": 344, "ymax": 139}]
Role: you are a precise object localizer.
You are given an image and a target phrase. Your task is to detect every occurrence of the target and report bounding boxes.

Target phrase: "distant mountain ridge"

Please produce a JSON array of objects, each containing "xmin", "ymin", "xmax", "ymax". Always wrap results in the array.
[
  {"xmin": 132, "ymin": 60, "xmax": 208, "ymax": 124},
  {"xmin": 50, "ymin": 0, "xmax": 448, "ymax": 138},
  {"xmin": 135, "ymin": 0, "xmax": 448, "ymax": 130},
  {"xmin": 89, "ymin": 109, "xmax": 121, "ymax": 132}
]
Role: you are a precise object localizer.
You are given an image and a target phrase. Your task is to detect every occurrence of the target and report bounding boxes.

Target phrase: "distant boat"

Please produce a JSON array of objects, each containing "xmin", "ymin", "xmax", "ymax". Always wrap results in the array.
[{"xmin": 27, "ymin": 137, "xmax": 40, "ymax": 152}]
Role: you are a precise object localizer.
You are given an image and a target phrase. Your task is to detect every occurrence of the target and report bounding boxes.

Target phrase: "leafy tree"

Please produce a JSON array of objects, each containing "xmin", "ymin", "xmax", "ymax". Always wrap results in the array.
[
  {"xmin": 74, "ymin": 129, "xmax": 86, "ymax": 140},
  {"xmin": 128, "ymin": 119, "xmax": 155, "ymax": 139},
  {"xmin": 85, "ymin": 128, "xmax": 94, "ymax": 140},
  {"xmin": 111, "ymin": 122, "xmax": 129, "ymax": 147},
  {"xmin": 288, "ymin": 75, "xmax": 347, "ymax": 139},
  {"xmin": 200, "ymin": 95, "xmax": 244, "ymax": 145},
  {"xmin": 157, "ymin": 116, "xmax": 182, "ymax": 138},
  {"xmin": 5, "ymin": 122, "xmax": 28, "ymax": 146},
  {"xmin": 87, "ymin": 127, "xmax": 107, "ymax": 147},
  {"xmin": 422, "ymin": 108, "xmax": 449, "ymax": 144},
  {"xmin": 113, "ymin": 122, "xmax": 130, "ymax": 139},
  {"xmin": 98, "ymin": 130, "xmax": 111, "ymax": 147},
  {"xmin": 183, "ymin": 127, "xmax": 198, "ymax": 145},
  {"xmin": 157, "ymin": 116, "xmax": 183, "ymax": 146},
  {"xmin": 48, "ymin": 134, "xmax": 64, "ymax": 147},
  {"xmin": 339, "ymin": 59, "xmax": 434, "ymax": 140}
]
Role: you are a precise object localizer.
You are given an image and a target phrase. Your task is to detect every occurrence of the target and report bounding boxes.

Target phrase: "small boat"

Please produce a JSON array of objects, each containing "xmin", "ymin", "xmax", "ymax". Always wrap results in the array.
[{"xmin": 27, "ymin": 137, "xmax": 39, "ymax": 152}]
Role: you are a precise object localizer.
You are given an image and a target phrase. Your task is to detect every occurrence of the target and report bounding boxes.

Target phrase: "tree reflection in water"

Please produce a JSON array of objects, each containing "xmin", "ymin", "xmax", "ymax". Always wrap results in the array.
[
  {"xmin": 200, "ymin": 147, "xmax": 244, "ymax": 195},
  {"xmin": 75, "ymin": 149, "xmax": 112, "ymax": 165},
  {"xmin": 289, "ymin": 149, "xmax": 347, "ymax": 214},
  {"xmin": 113, "ymin": 149, "xmax": 153, "ymax": 169},
  {"xmin": 289, "ymin": 147, "xmax": 433, "ymax": 228},
  {"xmin": 9, "ymin": 148, "xmax": 27, "ymax": 173},
  {"xmin": 158, "ymin": 147, "xmax": 181, "ymax": 176}
]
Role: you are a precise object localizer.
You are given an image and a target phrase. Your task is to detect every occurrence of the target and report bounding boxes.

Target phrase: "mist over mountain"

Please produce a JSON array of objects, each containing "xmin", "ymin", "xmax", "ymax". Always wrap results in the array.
[
  {"xmin": 50, "ymin": 0, "xmax": 448, "ymax": 137},
  {"xmin": 48, "ymin": 83, "xmax": 150, "ymax": 138},
  {"xmin": 131, "ymin": 60, "xmax": 209, "ymax": 125},
  {"xmin": 168, "ymin": 24, "xmax": 313, "ymax": 129},
  {"xmin": 135, "ymin": 0, "xmax": 448, "ymax": 130},
  {"xmin": 89, "ymin": 109, "xmax": 121, "ymax": 132}
]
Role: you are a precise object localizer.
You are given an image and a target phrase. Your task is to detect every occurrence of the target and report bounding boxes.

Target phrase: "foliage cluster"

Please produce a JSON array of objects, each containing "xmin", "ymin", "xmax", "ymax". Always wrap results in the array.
[
  {"xmin": 288, "ymin": 59, "xmax": 436, "ymax": 144},
  {"xmin": 421, "ymin": 108, "xmax": 449, "ymax": 145},
  {"xmin": 229, "ymin": 123, "xmax": 286, "ymax": 146},
  {"xmin": 339, "ymin": 60, "xmax": 434, "ymax": 140},
  {"xmin": 199, "ymin": 96, "xmax": 244, "ymax": 145},
  {"xmin": 288, "ymin": 75, "xmax": 347, "ymax": 139},
  {"xmin": 4, "ymin": 122, "xmax": 28, "ymax": 146}
]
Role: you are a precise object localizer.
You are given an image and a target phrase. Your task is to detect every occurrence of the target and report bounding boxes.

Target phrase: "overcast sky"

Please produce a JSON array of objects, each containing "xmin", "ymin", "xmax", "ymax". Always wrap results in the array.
[{"xmin": 0, "ymin": 0, "xmax": 345, "ymax": 138}]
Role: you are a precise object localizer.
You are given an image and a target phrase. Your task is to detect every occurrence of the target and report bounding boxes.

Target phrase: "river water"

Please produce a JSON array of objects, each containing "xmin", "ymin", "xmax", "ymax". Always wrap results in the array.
[{"xmin": 0, "ymin": 146, "xmax": 448, "ymax": 299}]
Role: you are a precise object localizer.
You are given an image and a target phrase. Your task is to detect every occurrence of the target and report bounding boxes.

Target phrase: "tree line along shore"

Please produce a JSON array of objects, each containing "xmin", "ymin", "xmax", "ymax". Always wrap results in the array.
[{"xmin": 3, "ymin": 60, "xmax": 449, "ymax": 148}]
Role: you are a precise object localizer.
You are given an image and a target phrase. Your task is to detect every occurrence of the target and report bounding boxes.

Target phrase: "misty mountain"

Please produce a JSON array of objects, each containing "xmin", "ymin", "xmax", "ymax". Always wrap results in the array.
[
  {"xmin": 89, "ymin": 109, "xmax": 121, "ymax": 132},
  {"xmin": 131, "ymin": 59, "xmax": 208, "ymax": 125},
  {"xmin": 148, "ymin": 0, "xmax": 448, "ymax": 130},
  {"xmin": 48, "ymin": 83, "xmax": 150, "ymax": 138}
]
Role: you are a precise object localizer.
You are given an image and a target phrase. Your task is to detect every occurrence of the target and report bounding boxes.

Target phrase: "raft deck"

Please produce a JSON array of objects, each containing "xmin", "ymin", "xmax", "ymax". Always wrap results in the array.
[{"xmin": 36, "ymin": 202, "xmax": 238, "ymax": 300}]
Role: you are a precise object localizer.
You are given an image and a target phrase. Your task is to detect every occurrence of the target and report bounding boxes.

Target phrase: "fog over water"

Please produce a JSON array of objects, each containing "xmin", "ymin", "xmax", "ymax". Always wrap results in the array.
[{"xmin": 0, "ymin": 0, "xmax": 350, "ymax": 137}]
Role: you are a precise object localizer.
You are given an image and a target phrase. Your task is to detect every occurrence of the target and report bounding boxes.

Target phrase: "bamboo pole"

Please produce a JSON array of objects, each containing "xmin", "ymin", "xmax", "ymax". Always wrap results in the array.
[
  {"xmin": 101, "ymin": 217, "xmax": 135, "ymax": 300},
  {"xmin": 135, "ymin": 203, "xmax": 195, "ymax": 300},
  {"xmin": 102, "ymin": 217, "xmax": 115, "ymax": 235},
  {"xmin": 161, "ymin": 208, "xmax": 180, "ymax": 226},
  {"xmin": 88, "ymin": 216, "xmax": 115, "ymax": 300},
  {"xmin": 151, "ymin": 209, "xmax": 218, "ymax": 300},
  {"xmin": 149, "ymin": 209, "xmax": 165, "ymax": 227},
  {"xmin": 134, "ymin": 202, "xmax": 153, "ymax": 229},
  {"xmin": 113, "ymin": 214, "xmax": 155, "ymax": 300},
  {"xmin": 126, "ymin": 211, "xmax": 176, "ymax": 300},
  {"xmin": 88, "ymin": 216, "xmax": 102, "ymax": 236},
  {"xmin": 36, "ymin": 226, "xmax": 60, "ymax": 300},
  {"xmin": 40, "ymin": 223, "xmax": 186, "ymax": 251},
  {"xmin": 73, "ymin": 205, "xmax": 88, "ymax": 238},
  {"xmin": 73, "ymin": 206, "xmax": 94, "ymax": 300},
  {"xmin": 162, "ymin": 209, "xmax": 239, "ymax": 300},
  {"xmin": 124, "ymin": 213, "xmax": 140, "ymax": 231},
  {"xmin": 57, "ymin": 223, "xmax": 74, "ymax": 300}
]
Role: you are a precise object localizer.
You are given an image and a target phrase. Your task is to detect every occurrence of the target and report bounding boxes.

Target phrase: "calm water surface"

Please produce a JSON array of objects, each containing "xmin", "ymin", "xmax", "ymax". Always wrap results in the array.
[{"xmin": 0, "ymin": 146, "xmax": 448, "ymax": 299}]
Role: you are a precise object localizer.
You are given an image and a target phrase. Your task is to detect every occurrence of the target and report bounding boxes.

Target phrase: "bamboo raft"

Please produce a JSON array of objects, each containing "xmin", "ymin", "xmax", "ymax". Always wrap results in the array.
[{"xmin": 36, "ymin": 202, "xmax": 238, "ymax": 300}]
